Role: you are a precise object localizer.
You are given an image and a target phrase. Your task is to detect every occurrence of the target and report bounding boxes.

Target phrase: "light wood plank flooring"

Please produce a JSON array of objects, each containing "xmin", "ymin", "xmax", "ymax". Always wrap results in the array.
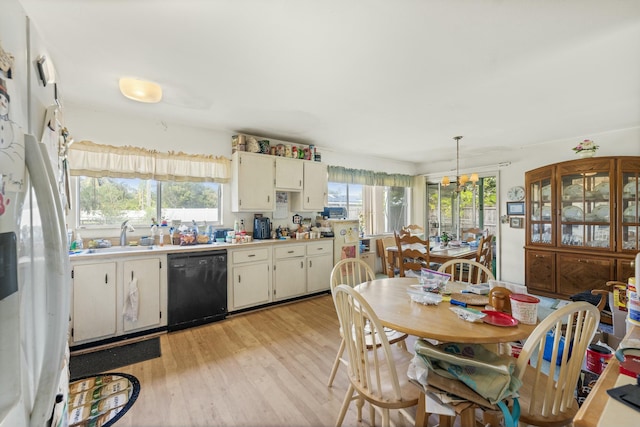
[{"xmin": 109, "ymin": 294, "xmax": 443, "ymax": 427}]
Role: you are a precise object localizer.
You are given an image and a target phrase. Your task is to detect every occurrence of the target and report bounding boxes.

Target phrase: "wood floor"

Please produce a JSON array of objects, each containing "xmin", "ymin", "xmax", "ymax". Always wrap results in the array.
[{"xmin": 110, "ymin": 294, "xmax": 427, "ymax": 426}]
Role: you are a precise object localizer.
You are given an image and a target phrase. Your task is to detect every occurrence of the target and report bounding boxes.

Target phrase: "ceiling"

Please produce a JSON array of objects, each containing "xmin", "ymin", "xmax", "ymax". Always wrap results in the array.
[{"xmin": 19, "ymin": 0, "xmax": 640, "ymax": 166}]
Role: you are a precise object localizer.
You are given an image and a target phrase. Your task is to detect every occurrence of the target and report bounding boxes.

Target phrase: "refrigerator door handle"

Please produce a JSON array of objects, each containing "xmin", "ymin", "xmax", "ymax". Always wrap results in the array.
[{"xmin": 24, "ymin": 134, "xmax": 71, "ymax": 427}]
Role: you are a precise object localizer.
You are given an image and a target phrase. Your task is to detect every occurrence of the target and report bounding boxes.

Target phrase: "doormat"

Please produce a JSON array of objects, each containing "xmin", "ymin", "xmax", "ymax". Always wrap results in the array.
[
  {"xmin": 70, "ymin": 337, "xmax": 161, "ymax": 380},
  {"xmin": 68, "ymin": 373, "xmax": 140, "ymax": 427}
]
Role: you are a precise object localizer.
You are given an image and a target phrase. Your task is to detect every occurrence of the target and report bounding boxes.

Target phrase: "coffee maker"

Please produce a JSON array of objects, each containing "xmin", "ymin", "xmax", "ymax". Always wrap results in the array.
[{"xmin": 253, "ymin": 217, "xmax": 271, "ymax": 239}]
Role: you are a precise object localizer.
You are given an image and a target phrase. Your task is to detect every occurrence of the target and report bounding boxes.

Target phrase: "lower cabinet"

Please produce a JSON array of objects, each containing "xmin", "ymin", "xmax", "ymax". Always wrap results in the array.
[
  {"xmin": 273, "ymin": 245, "xmax": 306, "ymax": 300},
  {"xmin": 228, "ymin": 240, "xmax": 334, "ymax": 312},
  {"xmin": 71, "ymin": 254, "xmax": 167, "ymax": 346},
  {"xmin": 229, "ymin": 247, "xmax": 271, "ymax": 311},
  {"xmin": 306, "ymin": 241, "xmax": 333, "ymax": 293}
]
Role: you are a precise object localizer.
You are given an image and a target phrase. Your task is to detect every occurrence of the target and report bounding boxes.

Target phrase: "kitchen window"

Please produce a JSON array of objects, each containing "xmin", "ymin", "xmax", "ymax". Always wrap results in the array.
[
  {"xmin": 77, "ymin": 177, "xmax": 221, "ymax": 228},
  {"xmin": 327, "ymin": 182, "xmax": 408, "ymax": 235}
]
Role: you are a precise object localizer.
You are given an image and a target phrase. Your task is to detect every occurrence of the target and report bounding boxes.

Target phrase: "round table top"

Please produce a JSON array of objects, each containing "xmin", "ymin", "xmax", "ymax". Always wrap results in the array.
[{"xmin": 355, "ymin": 277, "xmax": 536, "ymax": 343}]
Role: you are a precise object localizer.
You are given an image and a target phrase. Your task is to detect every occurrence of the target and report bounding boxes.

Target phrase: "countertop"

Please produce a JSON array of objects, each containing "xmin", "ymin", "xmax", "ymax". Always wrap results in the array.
[{"xmin": 69, "ymin": 237, "xmax": 334, "ymax": 259}]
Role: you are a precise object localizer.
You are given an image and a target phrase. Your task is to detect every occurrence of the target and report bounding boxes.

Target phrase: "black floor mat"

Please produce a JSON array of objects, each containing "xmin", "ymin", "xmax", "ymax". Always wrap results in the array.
[{"xmin": 70, "ymin": 337, "xmax": 161, "ymax": 380}]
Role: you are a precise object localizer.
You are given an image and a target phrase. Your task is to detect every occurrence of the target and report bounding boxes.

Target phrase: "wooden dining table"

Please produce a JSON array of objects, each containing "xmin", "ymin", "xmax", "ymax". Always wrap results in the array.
[
  {"xmin": 385, "ymin": 244, "xmax": 478, "ymax": 278},
  {"xmin": 355, "ymin": 277, "xmax": 536, "ymax": 343}
]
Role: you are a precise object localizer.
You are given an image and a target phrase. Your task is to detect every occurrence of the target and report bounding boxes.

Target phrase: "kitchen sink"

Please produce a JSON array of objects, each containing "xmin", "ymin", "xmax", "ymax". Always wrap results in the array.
[{"xmin": 83, "ymin": 245, "xmax": 156, "ymax": 254}]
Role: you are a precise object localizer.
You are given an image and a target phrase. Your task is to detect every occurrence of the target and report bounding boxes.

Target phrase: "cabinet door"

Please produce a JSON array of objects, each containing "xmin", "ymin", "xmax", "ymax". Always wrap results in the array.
[
  {"xmin": 232, "ymin": 263, "xmax": 271, "ymax": 309},
  {"xmin": 618, "ymin": 158, "xmax": 640, "ymax": 253},
  {"xmin": 122, "ymin": 258, "xmax": 162, "ymax": 332},
  {"xmin": 307, "ymin": 253, "xmax": 333, "ymax": 292},
  {"xmin": 524, "ymin": 250, "xmax": 554, "ymax": 295},
  {"xmin": 232, "ymin": 152, "xmax": 275, "ymax": 211},
  {"xmin": 556, "ymin": 253, "xmax": 614, "ymax": 297},
  {"xmin": 526, "ymin": 165, "xmax": 555, "ymax": 246},
  {"xmin": 274, "ymin": 257, "xmax": 306, "ymax": 300},
  {"xmin": 618, "ymin": 258, "xmax": 636, "ymax": 283},
  {"xmin": 275, "ymin": 157, "xmax": 303, "ymax": 190},
  {"xmin": 291, "ymin": 162, "xmax": 327, "ymax": 211},
  {"xmin": 557, "ymin": 158, "xmax": 614, "ymax": 252},
  {"xmin": 72, "ymin": 262, "xmax": 117, "ymax": 343}
]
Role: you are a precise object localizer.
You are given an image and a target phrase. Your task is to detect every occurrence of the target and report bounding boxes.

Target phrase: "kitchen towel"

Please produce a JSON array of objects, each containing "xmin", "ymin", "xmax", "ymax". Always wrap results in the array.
[{"xmin": 123, "ymin": 278, "xmax": 138, "ymax": 322}]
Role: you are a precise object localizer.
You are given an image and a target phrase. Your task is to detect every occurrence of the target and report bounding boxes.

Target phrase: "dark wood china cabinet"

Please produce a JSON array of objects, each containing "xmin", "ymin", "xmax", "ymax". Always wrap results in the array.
[{"xmin": 525, "ymin": 156, "xmax": 639, "ymax": 299}]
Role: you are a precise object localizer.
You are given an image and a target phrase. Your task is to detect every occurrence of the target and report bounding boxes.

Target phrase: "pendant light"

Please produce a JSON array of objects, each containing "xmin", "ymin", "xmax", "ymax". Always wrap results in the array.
[{"xmin": 441, "ymin": 136, "xmax": 479, "ymax": 192}]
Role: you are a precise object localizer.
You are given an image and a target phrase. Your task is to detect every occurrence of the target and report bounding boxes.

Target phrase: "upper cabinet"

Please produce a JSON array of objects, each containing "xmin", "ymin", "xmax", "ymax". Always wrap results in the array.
[
  {"xmin": 290, "ymin": 161, "xmax": 328, "ymax": 212},
  {"xmin": 231, "ymin": 134, "xmax": 325, "ymax": 212},
  {"xmin": 524, "ymin": 156, "xmax": 639, "ymax": 299},
  {"xmin": 231, "ymin": 151, "xmax": 275, "ymax": 212}
]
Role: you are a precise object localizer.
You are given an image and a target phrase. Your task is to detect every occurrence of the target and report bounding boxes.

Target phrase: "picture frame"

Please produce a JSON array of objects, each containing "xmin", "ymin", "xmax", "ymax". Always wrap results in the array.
[
  {"xmin": 510, "ymin": 217, "xmax": 523, "ymax": 228},
  {"xmin": 506, "ymin": 201, "xmax": 525, "ymax": 216}
]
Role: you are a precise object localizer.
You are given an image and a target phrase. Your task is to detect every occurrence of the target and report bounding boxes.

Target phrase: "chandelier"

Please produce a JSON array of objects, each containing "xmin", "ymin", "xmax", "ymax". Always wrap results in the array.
[{"xmin": 441, "ymin": 136, "xmax": 479, "ymax": 192}]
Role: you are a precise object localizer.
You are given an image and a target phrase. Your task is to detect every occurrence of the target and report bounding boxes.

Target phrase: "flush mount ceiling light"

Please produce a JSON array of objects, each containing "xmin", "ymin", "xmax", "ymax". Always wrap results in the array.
[
  {"xmin": 441, "ymin": 136, "xmax": 479, "ymax": 192},
  {"xmin": 118, "ymin": 77, "xmax": 162, "ymax": 103}
]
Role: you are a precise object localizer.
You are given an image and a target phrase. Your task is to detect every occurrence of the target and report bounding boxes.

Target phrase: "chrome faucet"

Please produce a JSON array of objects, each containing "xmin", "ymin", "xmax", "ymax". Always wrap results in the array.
[{"xmin": 120, "ymin": 220, "xmax": 134, "ymax": 246}]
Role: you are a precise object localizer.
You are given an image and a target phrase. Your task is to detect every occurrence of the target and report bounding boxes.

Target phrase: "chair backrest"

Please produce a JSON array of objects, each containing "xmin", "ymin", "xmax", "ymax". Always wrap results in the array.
[
  {"xmin": 332, "ymin": 284, "xmax": 405, "ymax": 403},
  {"xmin": 375, "ymin": 236, "xmax": 397, "ymax": 276},
  {"xmin": 330, "ymin": 258, "xmax": 375, "ymax": 291},
  {"xmin": 394, "ymin": 231, "xmax": 430, "ymax": 277},
  {"xmin": 438, "ymin": 259, "xmax": 495, "ymax": 284},
  {"xmin": 475, "ymin": 234, "xmax": 493, "ymax": 268},
  {"xmin": 515, "ymin": 301, "xmax": 600, "ymax": 421}
]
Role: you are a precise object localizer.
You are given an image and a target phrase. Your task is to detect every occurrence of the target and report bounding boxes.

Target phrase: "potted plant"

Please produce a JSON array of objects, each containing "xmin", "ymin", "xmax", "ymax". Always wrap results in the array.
[
  {"xmin": 572, "ymin": 139, "xmax": 599, "ymax": 158},
  {"xmin": 440, "ymin": 231, "xmax": 451, "ymax": 248}
]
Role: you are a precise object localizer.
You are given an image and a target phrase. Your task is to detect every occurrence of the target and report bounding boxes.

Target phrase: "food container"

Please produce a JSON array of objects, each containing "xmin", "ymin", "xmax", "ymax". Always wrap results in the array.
[
  {"xmin": 585, "ymin": 343, "xmax": 612, "ymax": 374},
  {"xmin": 509, "ymin": 293, "xmax": 540, "ymax": 324},
  {"xmin": 628, "ymin": 277, "xmax": 639, "ymax": 326}
]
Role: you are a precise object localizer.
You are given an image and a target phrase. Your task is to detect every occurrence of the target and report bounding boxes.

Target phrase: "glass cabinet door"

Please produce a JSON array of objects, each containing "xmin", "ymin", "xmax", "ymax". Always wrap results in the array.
[
  {"xmin": 557, "ymin": 159, "xmax": 613, "ymax": 251},
  {"xmin": 527, "ymin": 167, "xmax": 554, "ymax": 246},
  {"xmin": 620, "ymin": 164, "xmax": 639, "ymax": 252}
]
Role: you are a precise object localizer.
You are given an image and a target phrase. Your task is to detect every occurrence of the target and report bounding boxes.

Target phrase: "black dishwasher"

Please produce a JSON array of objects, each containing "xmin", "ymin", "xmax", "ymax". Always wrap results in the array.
[{"xmin": 167, "ymin": 250, "xmax": 227, "ymax": 331}]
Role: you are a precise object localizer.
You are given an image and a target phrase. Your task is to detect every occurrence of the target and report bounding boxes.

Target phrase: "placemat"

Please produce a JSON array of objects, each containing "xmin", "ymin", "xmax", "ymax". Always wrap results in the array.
[{"xmin": 450, "ymin": 292, "xmax": 489, "ymax": 306}]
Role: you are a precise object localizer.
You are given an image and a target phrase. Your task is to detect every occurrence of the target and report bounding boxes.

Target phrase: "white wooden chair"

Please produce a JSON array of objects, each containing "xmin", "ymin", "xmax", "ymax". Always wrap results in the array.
[
  {"xmin": 332, "ymin": 284, "xmax": 422, "ymax": 427},
  {"xmin": 514, "ymin": 301, "xmax": 600, "ymax": 426},
  {"xmin": 327, "ymin": 258, "xmax": 408, "ymax": 388},
  {"xmin": 438, "ymin": 259, "xmax": 495, "ymax": 284}
]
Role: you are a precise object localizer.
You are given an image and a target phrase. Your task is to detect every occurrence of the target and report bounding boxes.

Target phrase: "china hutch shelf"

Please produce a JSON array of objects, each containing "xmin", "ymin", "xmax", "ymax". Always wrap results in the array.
[{"xmin": 525, "ymin": 156, "xmax": 639, "ymax": 299}]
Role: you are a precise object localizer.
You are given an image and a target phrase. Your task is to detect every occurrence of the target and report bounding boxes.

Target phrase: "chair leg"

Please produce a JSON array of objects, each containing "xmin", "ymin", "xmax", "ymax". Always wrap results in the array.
[
  {"xmin": 459, "ymin": 406, "xmax": 476, "ymax": 426},
  {"xmin": 335, "ymin": 384, "xmax": 354, "ymax": 427},
  {"xmin": 397, "ymin": 339, "xmax": 407, "ymax": 351},
  {"xmin": 415, "ymin": 392, "xmax": 428, "ymax": 427},
  {"xmin": 327, "ymin": 339, "xmax": 346, "ymax": 387},
  {"xmin": 381, "ymin": 408, "xmax": 390, "ymax": 427}
]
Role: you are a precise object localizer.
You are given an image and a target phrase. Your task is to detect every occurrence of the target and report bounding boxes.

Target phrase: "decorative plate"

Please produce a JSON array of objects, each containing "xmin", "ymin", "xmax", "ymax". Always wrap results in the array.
[
  {"xmin": 532, "ymin": 206, "xmax": 551, "ymax": 221},
  {"xmin": 481, "ymin": 310, "xmax": 519, "ymax": 327},
  {"xmin": 541, "ymin": 185, "xmax": 551, "ymax": 200},
  {"xmin": 594, "ymin": 182, "xmax": 610, "ymax": 198},
  {"xmin": 624, "ymin": 181, "xmax": 638, "ymax": 195},
  {"xmin": 592, "ymin": 205, "xmax": 610, "ymax": 221},
  {"xmin": 562, "ymin": 205, "xmax": 583, "ymax": 221},
  {"xmin": 563, "ymin": 184, "xmax": 584, "ymax": 199},
  {"xmin": 624, "ymin": 205, "xmax": 637, "ymax": 222}
]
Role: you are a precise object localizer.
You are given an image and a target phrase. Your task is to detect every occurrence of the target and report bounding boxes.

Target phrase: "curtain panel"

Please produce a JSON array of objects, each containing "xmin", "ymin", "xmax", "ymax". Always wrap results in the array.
[
  {"xmin": 328, "ymin": 165, "xmax": 413, "ymax": 187},
  {"xmin": 68, "ymin": 140, "xmax": 231, "ymax": 183}
]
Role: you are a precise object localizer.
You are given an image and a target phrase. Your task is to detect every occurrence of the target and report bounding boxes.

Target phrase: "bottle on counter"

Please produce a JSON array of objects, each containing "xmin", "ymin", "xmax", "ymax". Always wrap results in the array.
[
  {"xmin": 240, "ymin": 219, "xmax": 246, "ymax": 234},
  {"xmin": 234, "ymin": 219, "xmax": 240, "ymax": 233}
]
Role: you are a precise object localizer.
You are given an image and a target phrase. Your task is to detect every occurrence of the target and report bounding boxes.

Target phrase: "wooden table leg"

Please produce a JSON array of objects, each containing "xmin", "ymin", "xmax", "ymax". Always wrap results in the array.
[
  {"xmin": 387, "ymin": 250, "xmax": 396, "ymax": 278},
  {"xmin": 415, "ymin": 392, "xmax": 428, "ymax": 427}
]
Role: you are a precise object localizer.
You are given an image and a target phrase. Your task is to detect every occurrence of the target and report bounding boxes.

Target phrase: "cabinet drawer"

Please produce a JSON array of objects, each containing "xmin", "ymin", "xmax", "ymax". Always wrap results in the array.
[
  {"xmin": 306, "ymin": 241, "xmax": 333, "ymax": 256},
  {"xmin": 274, "ymin": 245, "xmax": 305, "ymax": 259},
  {"xmin": 232, "ymin": 248, "xmax": 270, "ymax": 264}
]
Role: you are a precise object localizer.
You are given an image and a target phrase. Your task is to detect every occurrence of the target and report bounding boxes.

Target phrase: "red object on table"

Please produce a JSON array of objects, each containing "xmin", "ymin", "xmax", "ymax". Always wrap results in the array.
[{"xmin": 619, "ymin": 354, "xmax": 640, "ymax": 378}]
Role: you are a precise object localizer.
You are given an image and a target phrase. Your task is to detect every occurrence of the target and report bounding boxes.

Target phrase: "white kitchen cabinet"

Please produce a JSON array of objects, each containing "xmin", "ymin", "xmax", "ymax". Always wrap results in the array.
[
  {"xmin": 229, "ymin": 247, "xmax": 272, "ymax": 310},
  {"xmin": 72, "ymin": 262, "xmax": 117, "ymax": 343},
  {"xmin": 306, "ymin": 241, "xmax": 333, "ymax": 293},
  {"xmin": 291, "ymin": 161, "xmax": 328, "ymax": 211},
  {"xmin": 122, "ymin": 258, "xmax": 164, "ymax": 333},
  {"xmin": 275, "ymin": 156, "xmax": 303, "ymax": 191},
  {"xmin": 70, "ymin": 254, "xmax": 167, "ymax": 346},
  {"xmin": 273, "ymin": 244, "xmax": 306, "ymax": 300},
  {"xmin": 231, "ymin": 151, "xmax": 275, "ymax": 212}
]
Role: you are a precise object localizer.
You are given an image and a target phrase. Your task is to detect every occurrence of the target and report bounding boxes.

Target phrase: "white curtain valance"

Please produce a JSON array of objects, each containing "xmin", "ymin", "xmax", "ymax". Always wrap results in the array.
[{"xmin": 68, "ymin": 140, "xmax": 231, "ymax": 183}]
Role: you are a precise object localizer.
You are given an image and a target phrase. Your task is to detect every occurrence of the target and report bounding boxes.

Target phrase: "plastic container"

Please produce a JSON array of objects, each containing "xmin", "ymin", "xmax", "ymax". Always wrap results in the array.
[
  {"xmin": 509, "ymin": 293, "xmax": 540, "ymax": 325},
  {"xmin": 585, "ymin": 343, "xmax": 613, "ymax": 374},
  {"xmin": 628, "ymin": 277, "xmax": 640, "ymax": 327}
]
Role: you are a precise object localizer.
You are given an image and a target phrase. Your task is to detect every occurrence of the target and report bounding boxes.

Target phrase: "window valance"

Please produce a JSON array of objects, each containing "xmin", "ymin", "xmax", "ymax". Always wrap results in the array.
[
  {"xmin": 328, "ymin": 166, "xmax": 413, "ymax": 187},
  {"xmin": 68, "ymin": 140, "xmax": 231, "ymax": 183}
]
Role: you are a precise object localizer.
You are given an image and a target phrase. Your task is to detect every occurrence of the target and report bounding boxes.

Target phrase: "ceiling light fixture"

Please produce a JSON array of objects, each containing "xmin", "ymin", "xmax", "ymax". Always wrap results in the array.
[
  {"xmin": 118, "ymin": 77, "xmax": 162, "ymax": 103},
  {"xmin": 441, "ymin": 135, "xmax": 479, "ymax": 192}
]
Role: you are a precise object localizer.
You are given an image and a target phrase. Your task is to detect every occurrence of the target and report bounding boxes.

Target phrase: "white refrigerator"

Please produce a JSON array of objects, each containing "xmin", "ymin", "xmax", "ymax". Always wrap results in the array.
[
  {"xmin": 0, "ymin": 4, "xmax": 72, "ymax": 426},
  {"xmin": 329, "ymin": 219, "xmax": 360, "ymax": 264}
]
